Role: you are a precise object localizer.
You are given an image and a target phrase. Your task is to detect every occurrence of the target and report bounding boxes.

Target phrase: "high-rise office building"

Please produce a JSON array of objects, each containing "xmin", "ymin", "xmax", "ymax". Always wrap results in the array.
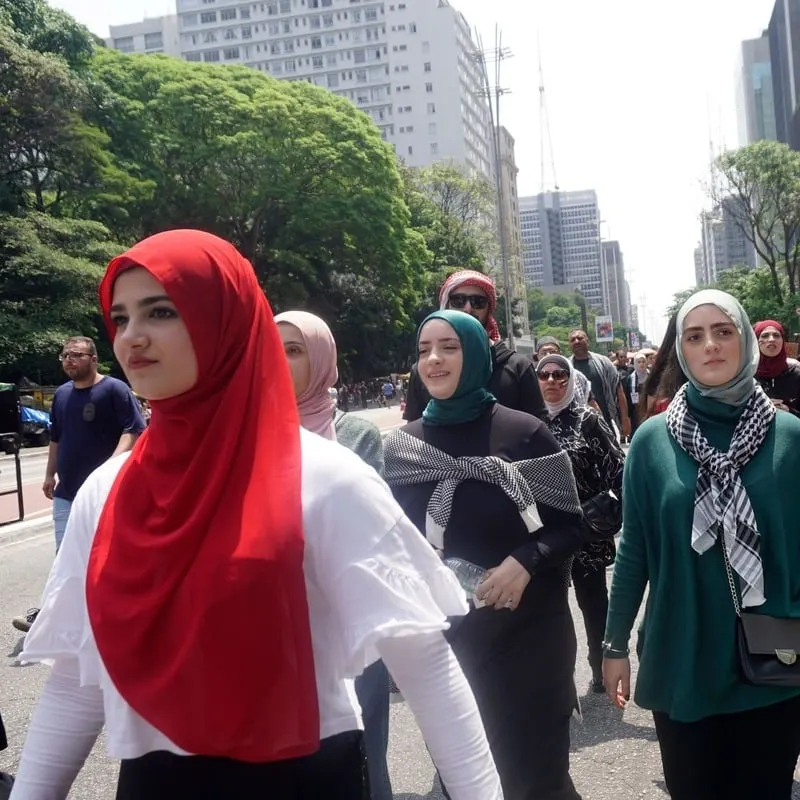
[
  {"xmin": 769, "ymin": 0, "xmax": 800, "ymax": 150},
  {"xmin": 694, "ymin": 244, "xmax": 705, "ymax": 286},
  {"xmin": 495, "ymin": 126, "xmax": 527, "ymax": 333},
  {"xmin": 602, "ymin": 241, "xmax": 631, "ymax": 327},
  {"xmin": 696, "ymin": 197, "xmax": 757, "ymax": 285},
  {"xmin": 736, "ymin": 33, "xmax": 778, "ymax": 145},
  {"xmin": 107, "ymin": 15, "xmax": 182, "ymax": 56},
  {"xmin": 132, "ymin": 0, "xmax": 495, "ymax": 180},
  {"xmin": 519, "ymin": 190, "xmax": 606, "ymax": 313}
]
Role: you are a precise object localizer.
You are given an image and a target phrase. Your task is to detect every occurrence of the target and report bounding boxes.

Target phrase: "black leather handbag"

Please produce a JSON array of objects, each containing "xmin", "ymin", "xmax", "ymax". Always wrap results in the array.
[
  {"xmin": 722, "ymin": 542, "xmax": 800, "ymax": 687},
  {"xmin": 580, "ymin": 489, "xmax": 622, "ymax": 542}
]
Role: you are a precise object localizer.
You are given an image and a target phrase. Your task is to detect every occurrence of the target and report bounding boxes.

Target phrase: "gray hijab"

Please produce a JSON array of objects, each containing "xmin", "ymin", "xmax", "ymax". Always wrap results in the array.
[{"xmin": 675, "ymin": 289, "xmax": 759, "ymax": 407}]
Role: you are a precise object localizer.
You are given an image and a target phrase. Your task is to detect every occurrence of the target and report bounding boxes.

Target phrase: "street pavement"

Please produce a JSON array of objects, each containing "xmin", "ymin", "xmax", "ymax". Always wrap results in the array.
[{"xmin": 2, "ymin": 423, "xmax": 798, "ymax": 798}]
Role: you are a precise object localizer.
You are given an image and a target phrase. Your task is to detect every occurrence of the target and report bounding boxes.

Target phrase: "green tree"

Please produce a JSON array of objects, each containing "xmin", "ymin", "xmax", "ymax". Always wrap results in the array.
[
  {"xmin": 0, "ymin": 212, "xmax": 122, "ymax": 382},
  {"xmin": 715, "ymin": 141, "xmax": 800, "ymax": 299}
]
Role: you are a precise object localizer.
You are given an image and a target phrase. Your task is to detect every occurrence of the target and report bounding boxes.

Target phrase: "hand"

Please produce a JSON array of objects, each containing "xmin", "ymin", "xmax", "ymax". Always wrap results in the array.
[
  {"xmin": 621, "ymin": 417, "xmax": 632, "ymax": 438},
  {"xmin": 42, "ymin": 476, "xmax": 56, "ymax": 500},
  {"xmin": 602, "ymin": 656, "xmax": 631, "ymax": 709},
  {"xmin": 772, "ymin": 399, "xmax": 789, "ymax": 412},
  {"xmin": 475, "ymin": 556, "xmax": 530, "ymax": 611}
]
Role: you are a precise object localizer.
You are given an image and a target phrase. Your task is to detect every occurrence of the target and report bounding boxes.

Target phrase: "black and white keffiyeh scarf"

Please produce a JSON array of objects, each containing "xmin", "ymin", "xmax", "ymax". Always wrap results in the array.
[
  {"xmin": 384, "ymin": 430, "xmax": 581, "ymax": 549},
  {"xmin": 665, "ymin": 382, "xmax": 775, "ymax": 608}
]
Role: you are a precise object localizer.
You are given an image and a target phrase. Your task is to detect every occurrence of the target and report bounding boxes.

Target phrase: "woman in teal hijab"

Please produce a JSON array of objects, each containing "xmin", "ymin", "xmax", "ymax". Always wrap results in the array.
[
  {"xmin": 417, "ymin": 310, "xmax": 497, "ymax": 426},
  {"xmin": 384, "ymin": 310, "xmax": 585, "ymax": 799}
]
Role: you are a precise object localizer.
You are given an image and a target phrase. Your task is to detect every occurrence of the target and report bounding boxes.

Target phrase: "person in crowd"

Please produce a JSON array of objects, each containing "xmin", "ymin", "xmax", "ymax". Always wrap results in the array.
[
  {"xmin": 639, "ymin": 314, "xmax": 686, "ymax": 420},
  {"xmin": 568, "ymin": 330, "xmax": 631, "ymax": 439},
  {"xmin": 623, "ymin": 351, "xmax": 649, "ymax": 436},
  {"xmin": 386, "ymin": 309, "xmax": 584, "ymax": 800},
  {"xmin": 0, "ymin": 712, "xmax": 12, "ymax": 798},
  {"xmin": 615, "ymin": 349, "xmax": 631, "ymax": 381},
  {"xmin": 403, "ymin": 270, "xmax": 546, "ymax": 422},
  {"xmin": 536, "ymin": 354, "xmax": 625, "ymax": 694},
  {"xmin": 753, "ymin": 319, "xmax": 800, "ymax": 417},
  {"xmin": 8, "ymin": 231, "xmax": 502, "ymax": 800},
  {"xmin": 275, "ymin": 309, "xmax": 392, "ymax": 800},
  {"xmin": 536, "ymin": 336, "xmax": 594, "ymax": 409},
  {"xmin": 11, "ymin": 336, "xmax": 145, "ymax": 634},
  {"xmin": 604, "ymin": 289, "xmax": 800, "ymax": 800}
]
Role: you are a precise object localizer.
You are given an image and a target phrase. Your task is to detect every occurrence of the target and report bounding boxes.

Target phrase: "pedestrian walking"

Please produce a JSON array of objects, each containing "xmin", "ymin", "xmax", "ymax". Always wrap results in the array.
[
  {"xmin": 9, "ymin": 230, "xmax": 501, "ymax": 800},
  {"xmin": 11, "ymin": 335, "xmax": 144, "ymax": 633},
  {"xmin": 276, "ymin": 309, "xmax": 392, "ymax": 800},
  {"xmin": 604, "ymin": 289, "xmax": 800, "ymax": 800},
  {"xmin": 386, "ymin": 310, "xmax": 584, "ymax": 800}
]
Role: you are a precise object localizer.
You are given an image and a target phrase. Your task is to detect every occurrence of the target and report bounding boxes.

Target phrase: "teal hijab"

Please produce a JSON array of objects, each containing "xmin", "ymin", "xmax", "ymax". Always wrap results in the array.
[{"xmin": 418, "ymin": 310, "xmax": 497, "ymax": 426}]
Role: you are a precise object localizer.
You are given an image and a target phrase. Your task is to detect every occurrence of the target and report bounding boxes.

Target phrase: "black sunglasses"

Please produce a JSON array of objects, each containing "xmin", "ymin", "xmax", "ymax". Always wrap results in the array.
[
  {"xmin": 448, "ymin": 293, "xmax": 490, "ymax": 310},
  {"xmin": 537, "ymin": 369, "xmax": 569, "ymax": 382}
]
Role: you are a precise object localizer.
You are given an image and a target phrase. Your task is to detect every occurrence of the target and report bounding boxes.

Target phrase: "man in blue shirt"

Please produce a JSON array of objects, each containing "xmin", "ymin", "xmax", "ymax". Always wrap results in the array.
[{"xmin": 12, "ymin": 336, "xmax": 145, "ymax": 632}]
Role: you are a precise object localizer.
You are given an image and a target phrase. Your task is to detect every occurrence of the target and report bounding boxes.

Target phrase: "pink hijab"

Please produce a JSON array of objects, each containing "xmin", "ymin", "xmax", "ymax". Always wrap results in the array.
[{"xmin": 275, "ymin": 310, "xmax": 338, "ymax": 441}]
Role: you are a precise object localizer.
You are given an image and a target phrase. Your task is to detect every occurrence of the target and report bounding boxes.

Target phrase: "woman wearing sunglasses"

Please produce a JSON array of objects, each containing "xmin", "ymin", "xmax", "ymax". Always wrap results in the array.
[
  {"xmin": 536, "ymin": 355, "xmax": 625, "ymax": 693},
  {"xmin": 9, "ymin": 231, "xmax": 502, "ymax": 800},
  {"xmin": 403, "ymin": 270, "xmax": 547, "ymax": 423},
  {"xmin": 386, "ymin": 310, "xmax": 584, "ymax": 800}
]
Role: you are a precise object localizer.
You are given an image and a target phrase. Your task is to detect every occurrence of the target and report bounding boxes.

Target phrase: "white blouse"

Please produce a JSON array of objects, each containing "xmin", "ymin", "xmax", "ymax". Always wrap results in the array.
[{"xmin": 12, "ymin": 429, "xmax": 502, "ymax": 800}]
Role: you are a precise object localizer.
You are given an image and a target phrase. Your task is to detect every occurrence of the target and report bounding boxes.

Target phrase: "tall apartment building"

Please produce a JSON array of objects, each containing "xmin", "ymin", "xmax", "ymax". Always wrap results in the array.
[
  {"xmin": 602, "ymin": 240, "xmax": 631, "ymax": 327},
  {"xmin": 694, "ymin": 244, "xmax": 705, "ymax": 286},
  {"xmin": 769, "ymin": 0, "xmax": 800, "ymax": 150},
  {"xmin": 495, "ymin": 126, "xmax": 528, "ymax": 333},
  {"xmin": 144, "ymin": 0, "xmax": 495, "ymax": 180},
  {"xmin": 736, "ymin": 33, "xmax": 778, "ymax": 146},
  {"xmin": 696, "ymin": 197, "xmax": 757, "ymax": 285},
  {"xmin": 519, "ymin": 190, "xmax": 606, "ymax": 313},
  {"xmin": 107, "ymin": 15, "xmax": 182, "ymax": 56}
]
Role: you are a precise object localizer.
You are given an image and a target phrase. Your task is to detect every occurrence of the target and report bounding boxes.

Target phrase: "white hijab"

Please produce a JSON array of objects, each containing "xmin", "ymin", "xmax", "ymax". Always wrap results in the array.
[{"xmin": 537, "ymin": 354, "xmax": 576, "ymax": 419}]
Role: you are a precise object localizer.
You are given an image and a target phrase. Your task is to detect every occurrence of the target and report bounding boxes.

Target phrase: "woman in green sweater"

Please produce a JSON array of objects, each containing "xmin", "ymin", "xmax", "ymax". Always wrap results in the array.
[{"xmin": 603, "ymin": 289, "xmax": 800, "ymax": 800}]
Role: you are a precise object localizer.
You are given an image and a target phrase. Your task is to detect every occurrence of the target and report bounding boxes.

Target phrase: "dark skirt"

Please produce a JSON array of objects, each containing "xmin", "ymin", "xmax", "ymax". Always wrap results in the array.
[
  {"xmin": 446, "ymin": 587, "xmax": 582, "ymax": 800},
  {"xmin": 116, "ymin": 731, "xmax": 369, "ymax": 800}
]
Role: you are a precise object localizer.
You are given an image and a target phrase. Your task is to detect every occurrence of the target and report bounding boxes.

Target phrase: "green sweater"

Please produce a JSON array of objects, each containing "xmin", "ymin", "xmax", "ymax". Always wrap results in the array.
[
  {"xmin": 334, "ymin": 411, "xmax": 384, "ymax": 476},
  {"xmin": 605, "ymin": 385, "xmax": 800, "ymax": 722}
]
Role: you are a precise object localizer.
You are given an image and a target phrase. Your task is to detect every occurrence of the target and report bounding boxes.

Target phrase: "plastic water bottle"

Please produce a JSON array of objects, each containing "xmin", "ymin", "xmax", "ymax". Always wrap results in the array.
[{"xmin": 443, "ymin": 558, "xmax": 488, "ymax": 607}]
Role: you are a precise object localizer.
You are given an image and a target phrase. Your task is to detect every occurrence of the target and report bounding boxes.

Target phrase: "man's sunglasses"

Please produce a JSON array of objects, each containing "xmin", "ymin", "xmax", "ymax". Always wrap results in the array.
[
  {"xmin": 449, "ymin": 293, "xmax": 490, "ymax": 310},
  {"xmin": 537, "ymin": 369, "xmax": 569, "ymax": 382}
]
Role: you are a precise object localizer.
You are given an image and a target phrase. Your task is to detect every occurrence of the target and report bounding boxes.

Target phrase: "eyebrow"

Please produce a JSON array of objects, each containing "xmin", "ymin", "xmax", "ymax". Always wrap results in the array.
[
  {"xmin": 283, "ymin": 340, "xmax": 306, "ymax": 347},
  {"xmin": 109, "ymin": 294, "xmax": 173, "ymax": 313},
  {"xmin": 418, "ymin": 337, "xmax": 460, "ymax": 345},
  {"xmin": 683, "ymin": 322, "xmax": 735, "ymax": 334}
]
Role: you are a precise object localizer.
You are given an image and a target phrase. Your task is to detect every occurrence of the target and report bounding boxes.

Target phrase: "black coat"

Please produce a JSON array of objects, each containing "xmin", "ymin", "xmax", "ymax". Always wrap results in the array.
[{"xmin": 403, "ymin": 341, "xmax": 547, "ymax": 422}]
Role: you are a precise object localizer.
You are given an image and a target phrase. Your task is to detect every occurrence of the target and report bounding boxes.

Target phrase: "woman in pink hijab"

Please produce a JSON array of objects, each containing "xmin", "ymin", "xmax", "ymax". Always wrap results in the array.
[
  {"xmin": 276, "ymin": 309, "xmax": 392, "ymax": 800},
  {"xmin": 275, "ymin": 310, "xmax": 339, "ymax": 440}
]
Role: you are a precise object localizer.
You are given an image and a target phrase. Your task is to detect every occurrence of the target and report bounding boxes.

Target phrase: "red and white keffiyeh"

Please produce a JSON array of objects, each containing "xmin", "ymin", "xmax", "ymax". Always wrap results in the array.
[{"xmin": 438, "ymin": 270, "xmax": 501, "ymax": 343}]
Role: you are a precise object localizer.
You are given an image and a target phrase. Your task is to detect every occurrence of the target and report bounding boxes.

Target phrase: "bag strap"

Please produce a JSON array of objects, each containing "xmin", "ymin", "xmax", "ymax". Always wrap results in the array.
[{"xmin": 721, "ymin": 539, "xmax": 743, "ymax": 618}]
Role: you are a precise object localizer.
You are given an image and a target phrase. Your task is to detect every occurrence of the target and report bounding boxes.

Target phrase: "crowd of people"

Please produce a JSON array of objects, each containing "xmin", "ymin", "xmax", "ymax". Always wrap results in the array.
[{"xmin": 2, "ymin": 233, "xmax": 800, "ymax": 800}]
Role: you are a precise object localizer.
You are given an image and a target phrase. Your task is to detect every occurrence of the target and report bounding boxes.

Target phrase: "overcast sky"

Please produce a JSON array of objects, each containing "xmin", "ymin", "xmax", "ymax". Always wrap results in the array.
[{"xmin": 52, "ymin": 0, "xmax": 777, "ymax": 341}]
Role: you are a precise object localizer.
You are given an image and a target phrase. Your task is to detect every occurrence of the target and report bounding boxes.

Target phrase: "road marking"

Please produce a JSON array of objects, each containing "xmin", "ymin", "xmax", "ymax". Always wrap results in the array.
[{"xmin": 0, "ymin": 530, "xmax": 51, "ymax": 552}]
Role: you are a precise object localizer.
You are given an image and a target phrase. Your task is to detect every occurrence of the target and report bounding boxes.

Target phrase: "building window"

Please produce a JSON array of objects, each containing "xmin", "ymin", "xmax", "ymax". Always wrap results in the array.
[
  {"xmin": 356, "ymin": 69, "xmax": 367, "ymax": 82},
  {"xmin": 312, "ymin": 55, "xmax": 323, "ymax": 68},
  {"xmin": 271, "ymin": 42, "xmax": 281, "ymax": 53},
  {"xmin": 310, "ymin": 15, "xmax": 321, "ymax": 28},
  {"xmin": 186, "ymin": 52, "xmax": 202, "ymax": 61},
  {"xmin": 114, "ymin": 36, "xmax": 134, "ymax": 52},
  {"xmin": 144, "ymin": 32, "xmax": 163, "ymax": 49},
  {"xmin": 408, "ymin": 145, "xmax": 413, "ymax": 155},
  {"xmin": 242, "ymin": 25, "xmax": 252, "ymax": 38},
  {"xmin": 285, "ymin": 59, "xmax": 296, "ymax": 71},
  {"xmin": 326, "ymin": 53, "xmax": 337, "ymax": 65},
  {"xmin": 224, "ymin": 46, "xmax": 241, "ymax": 59},
  {"xmin": 427, "ymin": 102, "xmax": 436, "ymax": 114},
  {"xmin": 182, "ymin": 13, "xmax": 198, "ymax": 25},
  {"xmin": 311, "ymin": 36, "xmax": 322, "ymax": 48},
  {"xmin": 424, "ymin": 62, "xmax": 431, "ymax": 72},
  {"xmin": 409, "ymin": 22, "xmax": 416, "ymax": 32},
  {"xmin": 221, "ymin": 8, "xmax": 237, "ymax": 20},
  {"xmin": 200, "ymin": 11, "xmax": 217, "ymax": 23},
  {"xmin": 224, "ymin": 29, "xmax": 238, "ymax": 39},
  {"xmin": 422, "ymin": 41, "xmax": 430, "ymax": 53},
  {"xmin": 240, "ymin": 7, "xmax": 251, "ymax": 18},
  {"xmin": 327, "ymin": 73, "xmax": 339, "ymax": 87},
  {"xmin": 430, "ymin": 142, "xmax": 439, "ymax": 155},
  {"xmin": 323, "ymin": 13, "xmax": 334, "ymax": 26},
  {"xmin": 202, "ymin": 0, "xmax": 215, "ymax": 3},
  {"xmin": 365, "ymin": 8, "xmax": 377, "ymax": 21},
  {"xmin": 203, "ymin": 31, "xmax": 218, "ymax": 42},
  {"xmin": 203, "ymin": 50, "xmax": 221, "ymax": 61},
  {"xmin": 267, "ymin": 3, "xmax": 278, "ymax": 13},
  {"xmin": 283, "ymin": 40, "xmax": 294, "ymax": 52},
  {"xmin": 398, "ymin": 44, "xmax": 407, "ymax": 51},
  {"xmin": 428, "ymin": 122, "xmax": 437, "ymax": 134},
  {"xmin": 354, "ymin": 49, "xmax": 365, "ymax": 63},
  {"xmin": 280, "ymin": 0, "xmax": 291, "ymax": 10}
]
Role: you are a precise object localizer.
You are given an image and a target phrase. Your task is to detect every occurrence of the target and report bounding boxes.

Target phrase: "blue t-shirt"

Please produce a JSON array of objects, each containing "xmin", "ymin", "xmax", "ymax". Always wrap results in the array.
[{"xmin": 51, "ymin": 376, "xmax": 145, "ymax": 501}]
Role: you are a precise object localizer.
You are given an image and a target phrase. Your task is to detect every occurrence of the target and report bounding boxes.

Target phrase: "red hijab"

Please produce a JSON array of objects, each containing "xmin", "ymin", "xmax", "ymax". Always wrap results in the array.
[
  {"xmin": 754, "ymin": 319, "xmax": 788, "ymax": 379},
  {"xmin": 87, "ymin": 230, "xmax": 319, "ymax": 762}
]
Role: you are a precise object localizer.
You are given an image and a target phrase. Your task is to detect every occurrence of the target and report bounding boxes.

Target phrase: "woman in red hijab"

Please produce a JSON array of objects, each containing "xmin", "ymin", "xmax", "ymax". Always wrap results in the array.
[
  {"xmin": 9, "ymin": 230, "xmax": 502, "ymax": 800},
  {"xmin": 754, "ymin": 319, "xmax": 800, "ymax": 417}
]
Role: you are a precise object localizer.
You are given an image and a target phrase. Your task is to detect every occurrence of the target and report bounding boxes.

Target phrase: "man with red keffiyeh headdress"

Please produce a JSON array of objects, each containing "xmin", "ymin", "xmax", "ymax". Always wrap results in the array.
[{"xmin": 403, "ymin": 269, "xmax": 547, "ymax": 422}]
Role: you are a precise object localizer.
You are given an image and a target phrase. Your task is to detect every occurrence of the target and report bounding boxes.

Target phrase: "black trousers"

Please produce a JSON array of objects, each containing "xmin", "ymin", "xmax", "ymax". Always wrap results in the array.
[
  {"xmin": 571, "ymin": 565, "xmax": 608, "ymax": 680},
  {"xmin": 116, "ymin": 731, "xmax": 369, "ymax": 800},
  {"xmin": 653, "ymin": 694, "xmax": 800, "ymax": 800}
]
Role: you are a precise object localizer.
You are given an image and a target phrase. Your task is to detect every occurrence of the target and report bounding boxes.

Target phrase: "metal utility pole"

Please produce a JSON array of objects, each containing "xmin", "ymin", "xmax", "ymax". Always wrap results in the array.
[{"xmin": 472, "ymin": 26, "xmax": 516, "ymax": 350}]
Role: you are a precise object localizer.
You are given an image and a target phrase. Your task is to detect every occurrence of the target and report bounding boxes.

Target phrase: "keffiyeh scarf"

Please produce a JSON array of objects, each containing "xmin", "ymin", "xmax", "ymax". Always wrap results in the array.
[
  {"xmin": 384, "ymin": 430, "xmax": 581, "ymax": 549},
  {"xmin": 665, "ymin": 382, "xmax": 775, "ymax": 608}
]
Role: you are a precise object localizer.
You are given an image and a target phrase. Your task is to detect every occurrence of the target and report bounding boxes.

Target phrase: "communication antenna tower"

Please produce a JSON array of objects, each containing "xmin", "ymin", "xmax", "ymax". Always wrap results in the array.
[{"xmin": 538, "ymin": 36, "xmax": 559, "ymax": 193}]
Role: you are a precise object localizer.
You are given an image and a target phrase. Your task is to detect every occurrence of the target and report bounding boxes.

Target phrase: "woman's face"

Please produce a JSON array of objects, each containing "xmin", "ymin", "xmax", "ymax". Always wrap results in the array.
[
  {"xmin": 680, "ymin": 304, "xmax": 741, "ymax": 387},
  {"xmin": 417, "ymin": 319, "xmax": 464, "ymax": 400},
  {"xmin": 278, "ymin": 323, "xmax": 311, "ymax": 397},
  {"xmin": 110, "ymin": 268, "xmax": 198, "ymax": 401},
  {"xmin": 635, "ymin": 355, "xmax": 648, "ymax": 372},
  {"xmin": 537, "ymin": 363, "xmax": 570, "ymax": 404},
  {"xmin": 757, "ymin": 325, "xmax": 783, "ymax": 358}
]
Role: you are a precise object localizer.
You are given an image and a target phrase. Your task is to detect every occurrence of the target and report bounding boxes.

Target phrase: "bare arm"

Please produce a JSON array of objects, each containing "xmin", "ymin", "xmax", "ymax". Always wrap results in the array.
[
  {"xmin": 42, "ymin": 442, "xmax": 58, "ymax": 499},
  {"xmin": 111, "ymin": 432, "xmax": 140, "ymax": 459}
]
